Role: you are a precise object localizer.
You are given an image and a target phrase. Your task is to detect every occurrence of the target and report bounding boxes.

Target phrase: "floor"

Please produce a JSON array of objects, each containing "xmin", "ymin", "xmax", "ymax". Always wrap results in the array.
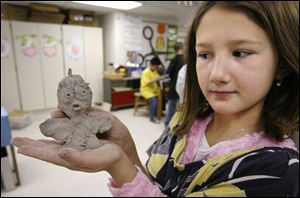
[{"xmin": 2, "ymin": 107, "xmax": 165, "ymax": 197}]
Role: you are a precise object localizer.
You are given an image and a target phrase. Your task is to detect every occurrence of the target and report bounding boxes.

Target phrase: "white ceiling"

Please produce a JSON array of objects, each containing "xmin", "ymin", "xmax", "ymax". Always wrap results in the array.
[{"xmin": 3, "ymin": 1, "xmax": 199, "ymax": 26}]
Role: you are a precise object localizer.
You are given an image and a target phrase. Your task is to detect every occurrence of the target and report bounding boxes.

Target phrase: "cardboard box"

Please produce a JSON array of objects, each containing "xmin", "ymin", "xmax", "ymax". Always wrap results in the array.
[
  {"xmin": 104, "ymin": 71, "xmax": 124, "ymax": 80},
  {"xmin": 8, "ymin": 110, "xmax": 33, "ymax": 130},
  {"xmin": 68, "ymin": 9, "xmax": 95, "ymax": 26},
  {"xmin": 29, "ymin": 11, "xmax": 65, "ymax": 24},
  {"xmin": 1, "ymin": 3, "xmax": 29, "ymax": 21},
  {"xmin": 68, "ymin": 20, "xmax": 96, "ymax": 27},
  {"xmin": 30, "ymin": 3, "xmax": 60, "ymax": 13}
]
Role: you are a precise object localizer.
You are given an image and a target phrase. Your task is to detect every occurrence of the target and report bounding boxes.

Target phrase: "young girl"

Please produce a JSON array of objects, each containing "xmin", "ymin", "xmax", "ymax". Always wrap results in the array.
[{"xmin": 12, "ymin": 1, "xmax": 299, "ymax": 196}]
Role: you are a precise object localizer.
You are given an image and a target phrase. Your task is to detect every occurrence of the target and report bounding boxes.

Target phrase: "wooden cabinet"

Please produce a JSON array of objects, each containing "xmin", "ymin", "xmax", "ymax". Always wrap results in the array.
[
  {"xmin": 62, "ymin": 25, "xmax": 104, "ymax": 104},
  {"xmin": 10, "ymin": 21, "xmax": 65, "ymax": 110},
  {"xmin": 111, "ymin": 90, "xmax": 135, "ymax": 108},
  {"xmin": 62, "ymin": 24, "xmax": 85, "ymax": 78},
  {"xmin": 1, "ymin": 20, "xmax": 21, "ymax": 112},
  {"xmin": 38, "ymin": 23, "xmax": 64, "ymax": 108},
  {"xmin": 104, "ymin": 77, "xmax": 140, "ymax": 110},
  {"xmin": 11, "ymin": 21, "xmax": 45, "ymax": 110}
]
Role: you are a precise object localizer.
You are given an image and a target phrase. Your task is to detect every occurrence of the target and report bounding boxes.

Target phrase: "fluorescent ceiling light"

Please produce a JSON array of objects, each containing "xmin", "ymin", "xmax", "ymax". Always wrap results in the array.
[{"xmin": 72, "ymin": 1, "xmax": 142, "ymax": 10}]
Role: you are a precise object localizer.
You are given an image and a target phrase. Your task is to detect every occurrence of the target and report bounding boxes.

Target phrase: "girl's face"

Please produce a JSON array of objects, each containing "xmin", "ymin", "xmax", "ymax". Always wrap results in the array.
[{"xmin": 195, "ymin": 6, "xmax": 277, "ymax": 116}]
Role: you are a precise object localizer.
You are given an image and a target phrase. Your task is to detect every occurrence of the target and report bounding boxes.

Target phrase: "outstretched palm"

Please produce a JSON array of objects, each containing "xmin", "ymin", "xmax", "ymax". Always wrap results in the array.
[{"xmin": 12, "ymin": 137, "xmax": 123, "ymax": 172}]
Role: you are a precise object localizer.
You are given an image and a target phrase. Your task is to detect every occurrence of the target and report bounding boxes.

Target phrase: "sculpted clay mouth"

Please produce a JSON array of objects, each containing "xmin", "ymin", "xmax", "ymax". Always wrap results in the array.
[{"xmin": 72, "ymin": 104, "xmax": 80, "ymax": 111}]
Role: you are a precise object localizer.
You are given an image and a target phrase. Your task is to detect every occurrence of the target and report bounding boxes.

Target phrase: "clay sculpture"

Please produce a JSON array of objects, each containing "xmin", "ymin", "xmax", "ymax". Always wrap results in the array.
[{"xmin": 40, "ymin": 68, "xmax": 112, "ymax": 151}]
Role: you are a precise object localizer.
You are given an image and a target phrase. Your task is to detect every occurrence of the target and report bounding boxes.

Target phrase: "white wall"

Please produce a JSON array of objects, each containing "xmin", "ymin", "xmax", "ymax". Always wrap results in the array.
[
  {"xmin": 99, "ymin": 13, "xmax": 122, "ymax": 71},
  {"xmin": 1, "ymin": 20, "xmax": 21, "ymax": 112}
]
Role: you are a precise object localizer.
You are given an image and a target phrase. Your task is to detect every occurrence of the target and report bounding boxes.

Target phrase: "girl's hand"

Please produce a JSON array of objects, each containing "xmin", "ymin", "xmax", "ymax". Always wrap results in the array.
[
  {"xmin": 11, "ymin": 137, "xmax": 122, "ymax": 173},
  {"xmin": 11, "ymin": 137, "xmax": 138, "ymax": 187}
]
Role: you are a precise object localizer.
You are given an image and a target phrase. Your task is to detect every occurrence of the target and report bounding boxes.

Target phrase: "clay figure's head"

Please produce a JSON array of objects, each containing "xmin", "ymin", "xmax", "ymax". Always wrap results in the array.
[{"xmin": 57, "ymin": 68, "xmax": 92, "ymax": 118}]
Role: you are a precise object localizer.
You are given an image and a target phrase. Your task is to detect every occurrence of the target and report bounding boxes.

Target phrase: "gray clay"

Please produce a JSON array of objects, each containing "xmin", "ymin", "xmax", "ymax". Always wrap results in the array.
[{"xmin": 40, "ymin": 68, "xmax": 112, "ymax": 151}]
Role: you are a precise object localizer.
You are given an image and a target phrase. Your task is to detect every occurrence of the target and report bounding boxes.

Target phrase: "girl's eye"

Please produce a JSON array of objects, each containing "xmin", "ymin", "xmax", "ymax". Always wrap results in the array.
[
  {"xmin": 198, "ymin": 53, "xmax": 212, "ymax": 59},
  {"xmin": 232, "ymin": 50, "xmax": 252, "ymax": 57},
  {"xmin": 82, "ymin": 90, "xmax": 86, "ymax": 94},
  {"xmin": 67, "ymin": 93, "xmax": 70, "ymax": 97}
]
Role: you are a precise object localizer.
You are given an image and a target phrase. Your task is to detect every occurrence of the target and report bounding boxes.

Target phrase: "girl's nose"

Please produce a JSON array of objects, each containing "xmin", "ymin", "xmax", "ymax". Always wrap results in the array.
[{"xmin": 208, "ymin": 55, "xmax": 231, "ymax": 85}]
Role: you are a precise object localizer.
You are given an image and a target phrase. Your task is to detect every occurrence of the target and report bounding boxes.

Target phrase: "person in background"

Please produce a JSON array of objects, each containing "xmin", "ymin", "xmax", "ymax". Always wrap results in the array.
[
  {"xmin": 157, "ymin": 60, "xmax": 166, "ymax": 76},
  {"xmin": 140, "ymin": 57, "xmax": 165, "ymax": 124},
  {"xmin": 12, "ymin": 1, "xmax": 299, "ymax": 197},
  {"xmin": 164, "ymin": 42, "xmax": 184, "ymax": 127},
  {"xmin": 175, "ymin": 64, "xmax": 187, "ymax": 104}
]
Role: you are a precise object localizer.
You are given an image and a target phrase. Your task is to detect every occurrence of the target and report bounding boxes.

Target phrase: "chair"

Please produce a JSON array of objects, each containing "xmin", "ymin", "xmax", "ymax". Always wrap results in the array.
[
  {"xmin": 133, "ymin": 92, "xmax": 149, "ymax": 116},
  {"xmin": 1, "ymin": 107, "xmax": 20, "ymax": 191}
]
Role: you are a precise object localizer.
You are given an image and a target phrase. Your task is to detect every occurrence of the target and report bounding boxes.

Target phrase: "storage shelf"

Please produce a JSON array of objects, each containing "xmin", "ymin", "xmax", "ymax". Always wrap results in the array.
[{"xmin": 104, "ymin": 77, "xmax": 140, "ymax": 110}]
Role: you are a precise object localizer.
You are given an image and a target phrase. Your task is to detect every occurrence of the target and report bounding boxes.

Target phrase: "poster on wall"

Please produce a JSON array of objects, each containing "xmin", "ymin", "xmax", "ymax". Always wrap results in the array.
[
  {"xmin": 167, "ymin": 25, "xmax": 178, "ymax": 60},
  {"xmin": 156, "ymin": 23, "xmax": 166, "ymax": 51},
  {"xmin": 66, "ymin": 38, "xmax": 83, "ymax": 60},
  {"xmin": 1, "ymin": 35, "xmax": 11, "ymax": 59},
  {"xmin": 19, "ymin": 34, "xmax": 37, "ymax": 57},
  {"xmin": 43, "ymin": 35, "xmax": 60, "ymax": 58},
  {"xmin": 140, "ymin": 22, "xmax": 170, "ymax": 68}
]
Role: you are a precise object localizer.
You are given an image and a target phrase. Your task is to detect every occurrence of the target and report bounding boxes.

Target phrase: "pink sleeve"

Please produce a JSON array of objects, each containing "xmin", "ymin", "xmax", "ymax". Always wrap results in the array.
[{"xmin": 107, "ymin": 165, "xmax": 166, "ymax": 197}]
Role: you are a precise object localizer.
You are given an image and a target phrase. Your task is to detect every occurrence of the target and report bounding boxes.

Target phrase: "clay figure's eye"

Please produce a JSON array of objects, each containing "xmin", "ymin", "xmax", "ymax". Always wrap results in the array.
[
  {"xmin": 66, "ymin": 93, "xmax": 71, "ymax": 97},
  {"xmin": 82, "ymin": 90, "xmax": 86, "ymax": 95}
]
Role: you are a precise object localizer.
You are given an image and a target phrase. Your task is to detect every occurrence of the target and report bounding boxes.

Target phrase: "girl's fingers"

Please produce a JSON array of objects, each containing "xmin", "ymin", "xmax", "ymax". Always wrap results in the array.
[
  {"xmin": 37, "ymin": 139, "xmax": 64, "ymax": 145},
  {"xmin": 12, "ymin": 137, "xmax": 63, "ymax": 151},
  {"xmin": 18, "ymin": 145, "xmax": 71, "ymax": 168},
  {"xmin": 12, "ymin": 137, "xmax": 43, "ymax": 147},
  {"xmin": 50, "ymin": 109, "xmax": 66, "ymax": 118}
]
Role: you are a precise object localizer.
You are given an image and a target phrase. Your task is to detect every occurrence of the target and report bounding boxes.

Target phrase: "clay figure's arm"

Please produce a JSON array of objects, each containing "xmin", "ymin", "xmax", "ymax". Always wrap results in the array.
[
  {"xmin": 88, "ymin": 111, "xmax": 113, "ymax": 134},
  {"xmin": 40, "ymin": 117, "xmax": 74, "ymax": 141}
]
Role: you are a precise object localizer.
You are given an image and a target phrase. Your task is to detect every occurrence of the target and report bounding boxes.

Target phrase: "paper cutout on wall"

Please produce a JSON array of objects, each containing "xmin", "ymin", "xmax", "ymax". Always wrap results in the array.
[
  {"xmin": 156, "ymin": 23, "xmax": 166, "ymax": 51},
  {"xmin": 1, "ymin": 35, "xmax": 11, "ymax": 59},
  {"xmin": 20, "ymin": 35, "xmax": 37, "ymax": 57},
  {"xmin": 43, "ymin": 35, "xmax": 59, "ymax": 57},
  {"xmin": 66, "ymin": 38, "xmax": 83, "ymax": 60}
]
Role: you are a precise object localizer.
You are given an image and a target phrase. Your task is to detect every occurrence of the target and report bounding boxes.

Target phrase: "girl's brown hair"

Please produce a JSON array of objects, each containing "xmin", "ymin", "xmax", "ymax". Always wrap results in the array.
[{"xmin": 175, "ymin": 1, "xmax": 299, "ymax": 141}]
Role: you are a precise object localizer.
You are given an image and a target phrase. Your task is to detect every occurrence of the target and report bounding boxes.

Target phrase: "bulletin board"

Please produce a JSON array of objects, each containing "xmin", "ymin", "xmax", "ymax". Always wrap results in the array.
[
  {"xmin": 120, "ymin": 14, "xmax": 178, "ymax": 69},
  {"xmin": 140, "ymin": 22, "xmax": 177, "ymax": 67}
]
